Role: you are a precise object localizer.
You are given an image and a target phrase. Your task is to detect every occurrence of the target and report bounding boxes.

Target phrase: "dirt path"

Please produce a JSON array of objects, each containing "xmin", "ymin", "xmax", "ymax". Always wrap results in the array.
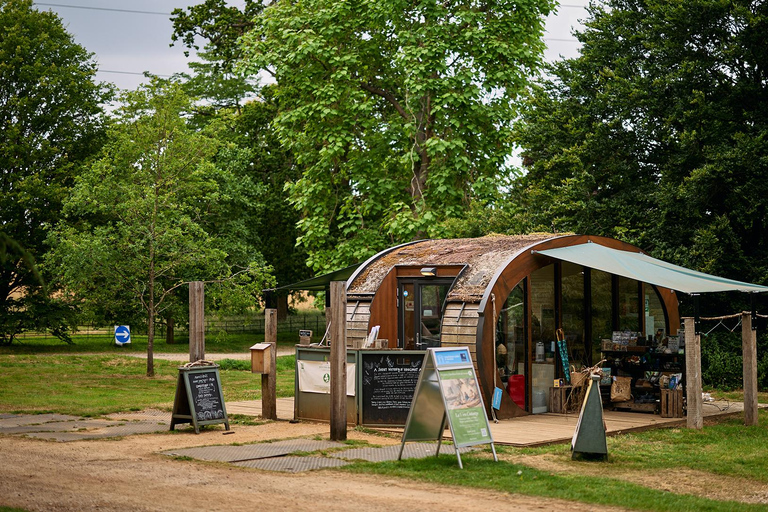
[{"xmin": 0, "ymin": 423, "xmax": 607, "ymax": 512}]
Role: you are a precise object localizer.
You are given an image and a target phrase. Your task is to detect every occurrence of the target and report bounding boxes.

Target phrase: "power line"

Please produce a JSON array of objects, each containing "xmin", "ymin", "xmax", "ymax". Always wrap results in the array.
[
  {"xmin": 34, "ymin": 2, "xmax": 172, "ymax": 16},
  {"xmin": 98, "ymin": 70, "xmax": 173, "ymax": 78}
]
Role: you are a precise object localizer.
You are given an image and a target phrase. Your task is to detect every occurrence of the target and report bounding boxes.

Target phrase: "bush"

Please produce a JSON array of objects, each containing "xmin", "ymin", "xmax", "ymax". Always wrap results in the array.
[{"xmin": 701, "ymin": 330, "xmax": 768, "ymax": 390}]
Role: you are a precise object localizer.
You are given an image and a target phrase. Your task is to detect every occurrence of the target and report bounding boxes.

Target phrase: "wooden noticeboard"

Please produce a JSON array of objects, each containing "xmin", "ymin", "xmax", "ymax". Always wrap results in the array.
[
  {"xmin": 170, "ymin": 366, "xmax": 230, "ymax": 434},
  {"xmin": 398, "ymin": 347, "xmax": 497, "ymax": 469}
]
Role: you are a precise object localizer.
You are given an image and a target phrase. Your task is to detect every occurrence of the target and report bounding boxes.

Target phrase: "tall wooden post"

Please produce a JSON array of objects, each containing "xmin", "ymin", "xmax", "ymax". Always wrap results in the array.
[
  {"xmin": 742, "ymin": 311, "xmax": 758, "ymax": 426},
  {"xmin": 684, "ymin": 317, "xmax": 703, "ymax": 429},
  {"xmin": 189, "ymin": 281, "xmax": 205, "ymax": 362},
  {"xmin": 329, "ymin": 281, "xmax": 347, "ymax": 441},
  {"xmin": 262, "ymin": 308, "xmax": 278, "ymax": 420}
]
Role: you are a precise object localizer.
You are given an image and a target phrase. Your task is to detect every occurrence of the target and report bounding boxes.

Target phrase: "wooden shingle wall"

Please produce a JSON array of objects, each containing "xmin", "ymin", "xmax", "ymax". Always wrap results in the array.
[
  {"xmin": 346, "ymin": 300, "xmax": 371, "ymax": 348},
  {"xmin": 440, "ymin": 302, "xmax": 480, "ymax": 370}
]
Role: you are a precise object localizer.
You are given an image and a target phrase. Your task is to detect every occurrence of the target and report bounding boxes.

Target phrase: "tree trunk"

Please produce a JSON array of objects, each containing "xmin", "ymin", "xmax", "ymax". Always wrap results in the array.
[
  {"xmin": 146, "ymin": 307, "xmax": 155, "ymax": 377},
  {"xmin": 165, "ymin": 316, "xmax": 174, "ymax": 344},
  {"xmin": 146, "ymin": 253, "xmax": 155, "ymax": 377}
]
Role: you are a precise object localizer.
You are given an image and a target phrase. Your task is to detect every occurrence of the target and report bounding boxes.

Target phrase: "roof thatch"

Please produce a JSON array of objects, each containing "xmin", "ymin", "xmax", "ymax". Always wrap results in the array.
[{"xmin": 348, "ymin": 234, "xmax": 558, "ymax": 302}]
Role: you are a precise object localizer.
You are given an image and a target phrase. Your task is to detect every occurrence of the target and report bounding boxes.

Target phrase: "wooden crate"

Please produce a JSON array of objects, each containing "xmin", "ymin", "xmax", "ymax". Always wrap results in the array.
[
  {"xmin": 549, "ymin": 386, "xmax": 579, "ymax": 414},
  {"xmin": 661, "ymin": 389, "xmax": 684, "ymax": 418}
]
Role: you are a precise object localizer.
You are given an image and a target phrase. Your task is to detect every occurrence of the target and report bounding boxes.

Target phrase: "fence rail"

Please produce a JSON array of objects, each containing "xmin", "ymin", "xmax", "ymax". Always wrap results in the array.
[{"xmin": 15, "ymin": 313, "xmax": 327, "ymax": 339}]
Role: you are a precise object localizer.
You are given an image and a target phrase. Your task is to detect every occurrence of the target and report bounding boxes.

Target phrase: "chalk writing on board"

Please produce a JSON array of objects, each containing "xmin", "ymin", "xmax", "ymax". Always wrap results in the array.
[{"xmin": 189, "ymin": 371, "xmax": 224, "ymax": 420}]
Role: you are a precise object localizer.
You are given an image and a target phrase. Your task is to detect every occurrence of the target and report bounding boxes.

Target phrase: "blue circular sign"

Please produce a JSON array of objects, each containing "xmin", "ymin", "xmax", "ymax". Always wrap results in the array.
[{"xmin": 115, "ymin": 325, "xmax": 131, "ymax": 345}]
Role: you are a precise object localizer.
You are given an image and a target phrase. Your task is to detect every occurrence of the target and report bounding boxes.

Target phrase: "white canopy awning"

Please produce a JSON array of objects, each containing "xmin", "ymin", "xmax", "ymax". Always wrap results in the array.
[{"xmin": 534, "ymin": 242, "xmax": 768, "ymax": 295}]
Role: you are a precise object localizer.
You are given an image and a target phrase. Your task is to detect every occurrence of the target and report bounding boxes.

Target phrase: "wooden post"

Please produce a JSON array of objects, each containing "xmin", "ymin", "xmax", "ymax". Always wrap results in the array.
[
  {"xmin": 189, "ymin": 281, "xmax": 205, "ymax": 362},
  {"xmin": 329, "ymin": 281, "xmax": 347, "ymax": 441},
  {"xmin": 742, "ymin": 311, "xmax": 758, "ymax": 426},
  {"xmin": 262, "ymin": 308, "xmax": 278, "ymax": 420},
  {"xmin": 684, "ymin": 317, "xmax": 703, "ymax": 429}
]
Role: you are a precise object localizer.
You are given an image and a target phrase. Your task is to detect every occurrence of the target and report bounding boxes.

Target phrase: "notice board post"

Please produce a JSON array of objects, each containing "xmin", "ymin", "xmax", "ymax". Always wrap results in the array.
[
  {"xmin": 329, "ymin": 281, "xmax": 347, "ymax": 441},
  {"xmin": 684, "ymin": 317, "xmax": 703, "ymax": 429},
  {"xmin": 189, "ymin": 281, "xmax": 205, "ymax": 362},
  {"xmin": 261, "ymin": 308, "xmax": 278, "ymax": 420}
]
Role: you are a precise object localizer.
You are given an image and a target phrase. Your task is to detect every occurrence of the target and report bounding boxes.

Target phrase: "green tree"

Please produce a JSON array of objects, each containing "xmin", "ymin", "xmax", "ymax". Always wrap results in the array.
[
  {"xmin": 512, "ymin": 0, "xmax": 768, "ymax": 287},
  {"xmin": 240, "ymin": 0, "xmax": 556, "ymax": 271},
  {"xmin": 170, "ymin": 0, "xmax": 262, "ymax": 113},
  {"xmin": 0, "ymin": 0, "xmax": 111, "ymax": 344},
  {"xmin": 49, "ymin": 81, "xmax": 272, "ymax": 376},
  {"xmin": 172, "ymin": 2, "xmax": 312, "ymax": 312}
]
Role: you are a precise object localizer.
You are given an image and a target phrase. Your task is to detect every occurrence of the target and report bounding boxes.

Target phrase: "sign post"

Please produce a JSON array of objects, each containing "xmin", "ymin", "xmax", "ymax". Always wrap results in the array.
[
  {"xmin": 399, "ymin": 347, "xmax": 497, "ymax": 468},
  {"xmin": 114, "ymin": 325, "xmax": 131, "ymax": 346}
]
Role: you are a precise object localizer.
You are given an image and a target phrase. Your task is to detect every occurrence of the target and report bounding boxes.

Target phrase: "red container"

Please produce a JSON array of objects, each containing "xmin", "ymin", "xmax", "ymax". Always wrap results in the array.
[{"xmin": 507, "ymin": 374, "xmax": 525, "ymax": 408}]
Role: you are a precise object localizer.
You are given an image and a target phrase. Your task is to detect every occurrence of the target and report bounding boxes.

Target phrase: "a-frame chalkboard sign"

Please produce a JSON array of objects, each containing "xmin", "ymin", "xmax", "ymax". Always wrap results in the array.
[
  {"xmin": 398, "ymin": 347, "xmax": 498, "ymax": 469},
  {"xmin": 170, "ymin": 365, "xmax": 230, "ymax": 434}
]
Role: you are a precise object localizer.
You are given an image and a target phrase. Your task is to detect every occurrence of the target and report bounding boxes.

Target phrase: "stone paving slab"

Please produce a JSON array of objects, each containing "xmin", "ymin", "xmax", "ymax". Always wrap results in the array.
[
  {"xmin": 0, "ymin": 419, "xmax": 123, "ymax": 434},
  {"xmin": 164, "ymin": 439, "xmax": 345, "ymax": 463},
  {"xmin": 0, "ymin": 414, "xmax": 82, "ymax": 428},
  {"xmin": 24, "ymin": 421, "xmax": 169, "ymax": 442},
  {"xmin": 233, "ymin": 456, "xmax": 349, "ymax": 473},
  {"xmin": 328, "ymin": 443, "xmax": 478, "ymax": 463}
]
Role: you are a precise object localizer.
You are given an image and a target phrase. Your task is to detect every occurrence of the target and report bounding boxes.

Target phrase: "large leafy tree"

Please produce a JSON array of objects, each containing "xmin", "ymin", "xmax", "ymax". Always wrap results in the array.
[
  {"xmin": 170, "ymin": 0, "xmax": 263, "ymax": 113},
  {"xmin": 512, "ymin": 0, "xmax": 768, "ymax": 287},
  {"xmin": 240, "ymin": 0, "xmax": 556, "ymax": 271},
  {"xmin": 50, "ymin": 81, "xmax": 272, "ymax": 376},
  {"xmin": 0, "ymin": 0, "xmax": 111, "ymax": 344},
  {"xmin": 172, "ymin": 2, "xmax": 311, "ymax": 315}
]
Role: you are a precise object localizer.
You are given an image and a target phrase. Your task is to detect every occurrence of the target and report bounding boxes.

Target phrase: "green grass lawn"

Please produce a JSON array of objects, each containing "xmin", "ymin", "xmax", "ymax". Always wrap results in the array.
[
  {"xmin": 347, "ymin": 451, "xmax": 765, "ymax": 512},
  {"xmin": 0, "ymin": 354, "xmax": 295, "ymax": 416},
  {"xmin": 346, "ymin": 412, "xmax": 768, "ymax": 511}
]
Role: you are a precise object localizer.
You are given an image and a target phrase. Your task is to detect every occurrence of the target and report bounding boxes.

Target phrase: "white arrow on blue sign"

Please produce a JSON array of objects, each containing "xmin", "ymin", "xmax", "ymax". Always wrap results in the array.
[{"xmin": 115, "ymin": 325, "xmax": 131, "ymax": 345}]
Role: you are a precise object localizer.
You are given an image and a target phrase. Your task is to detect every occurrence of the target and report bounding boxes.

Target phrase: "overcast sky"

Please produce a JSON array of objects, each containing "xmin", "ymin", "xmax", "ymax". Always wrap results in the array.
[{"xmin": 32, "ymin": 0, "xmax": 589, "ymax": 91}]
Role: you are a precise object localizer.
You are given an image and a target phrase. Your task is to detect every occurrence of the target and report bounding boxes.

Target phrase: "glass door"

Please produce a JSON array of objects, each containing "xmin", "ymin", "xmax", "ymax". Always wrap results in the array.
[{"xmin": 398, "ymin": 279, "xmax": 452, "ymax": 350}]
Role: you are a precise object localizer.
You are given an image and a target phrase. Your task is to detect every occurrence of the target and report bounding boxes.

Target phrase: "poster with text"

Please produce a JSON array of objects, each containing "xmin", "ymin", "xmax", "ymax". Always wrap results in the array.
[{"xmin": 438, "ymin": 368, "xmax": 492, "ymax": 445}]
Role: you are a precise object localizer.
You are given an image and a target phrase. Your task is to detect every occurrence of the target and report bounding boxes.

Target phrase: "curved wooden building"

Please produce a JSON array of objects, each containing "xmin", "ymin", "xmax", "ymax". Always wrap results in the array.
[{"xmin": 344, "ymin": 234, "xmax": 680, "ymax": 419}]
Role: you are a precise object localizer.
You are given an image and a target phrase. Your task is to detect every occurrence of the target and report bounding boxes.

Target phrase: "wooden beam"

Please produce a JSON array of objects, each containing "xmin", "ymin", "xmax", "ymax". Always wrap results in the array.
[
  {"xmin": 329, "ymin": 281, "xmax": 347, "ymax": 441},
  {"xmin": 742, "ymin": 311, "xmax": 758, "ymax": 426},
  {"xmin": 684, "ymin": 317, "xmax": 702, "ymax": 429},
  {"xmin": 189, "ymin": 281, "xmax": 205, "ymax": 362},
  {"xmin": 261, "ymin": 308, "xmax": 278, "ymax": 420}
]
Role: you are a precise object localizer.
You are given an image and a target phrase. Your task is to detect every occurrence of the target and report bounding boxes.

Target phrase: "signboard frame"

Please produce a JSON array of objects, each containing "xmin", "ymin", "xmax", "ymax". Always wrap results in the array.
[
  {"xmin": 170, "ymin": 366, "xmax": 230, "ymax": 434},
  {"xmin": 398, "ymin": 347, "xmax": 497, "ymax": 468}
]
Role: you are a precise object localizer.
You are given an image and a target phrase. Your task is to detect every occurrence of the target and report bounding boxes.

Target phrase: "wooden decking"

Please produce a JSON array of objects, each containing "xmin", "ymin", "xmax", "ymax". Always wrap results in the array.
[{"xmin": 226, "ymin": 397, "xmax": 749, "ymax": 447}]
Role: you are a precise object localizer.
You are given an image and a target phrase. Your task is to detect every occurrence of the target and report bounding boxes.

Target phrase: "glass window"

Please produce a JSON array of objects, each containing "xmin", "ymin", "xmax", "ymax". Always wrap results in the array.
[
  {"xmin": 496, "ymin": 282, "xmax": 526, "ymax": 409},
  {"xmin": 591, "ymin": 269, "xmax": 612, "ymax": 365},
  {"xmin": 618, "ymin": 277, "xmax": 640, "ymax": 331},
  {"xmin": 530, "ymin": 265, "xmax": 555, "ymax": 413},
  {"xmin": 531, "ymin": 264, "xmax": 556, "ymax": 354},
  {"xmin": 561, "ymin": 262, "xmax": 586, "ymax": 367},
  {"xmin": 645, "ymin": 286, "xmax": 668, "ymax": 339}
]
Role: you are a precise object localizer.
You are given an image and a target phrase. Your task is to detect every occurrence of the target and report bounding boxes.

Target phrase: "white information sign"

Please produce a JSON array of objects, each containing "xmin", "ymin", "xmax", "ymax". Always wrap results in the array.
[{"xmin": 297, "ymin": 360, "xmax": 356, "ymax": 396}]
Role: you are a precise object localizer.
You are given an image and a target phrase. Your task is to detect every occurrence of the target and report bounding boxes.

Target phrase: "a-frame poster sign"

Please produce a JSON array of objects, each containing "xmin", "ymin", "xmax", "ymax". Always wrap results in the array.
[
  {"xmin": 398, "ymin": 347, "xmax": 498, "ymax": 468},
  {"xmin": 170, "ymin": 365, "xmax": 230, "ymax": 434}
]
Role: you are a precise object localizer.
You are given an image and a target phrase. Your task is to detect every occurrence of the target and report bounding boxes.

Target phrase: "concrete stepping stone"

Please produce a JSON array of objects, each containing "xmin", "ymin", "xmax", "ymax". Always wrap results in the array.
[
  {"xmin": 233, "ymin": 456, "xmax": 349, "ymax": 473},
  {"xmin": 164, "ymin": 439, "xmax": 345, "ymax": 463},
  {"xmin": 329, "ymin": 443, "xmax": 478, "ymax": 463}
]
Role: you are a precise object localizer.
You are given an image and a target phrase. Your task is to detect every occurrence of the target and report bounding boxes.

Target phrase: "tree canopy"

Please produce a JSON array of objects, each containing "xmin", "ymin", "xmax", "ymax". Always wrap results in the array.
[
  {"xmin": 512, "ymin": 0, "xmax": 768, "ymax": 286},
  {"xmin": 49, "ymin": 81, "xmax": 272, "ymax": 375},
  {"xmin": 0, "ymin": 0, "xmax": 111, "ymax": 344},
  {"xmin": 240, "ymin": 0, "xmax": 557, "ymax": 272}
]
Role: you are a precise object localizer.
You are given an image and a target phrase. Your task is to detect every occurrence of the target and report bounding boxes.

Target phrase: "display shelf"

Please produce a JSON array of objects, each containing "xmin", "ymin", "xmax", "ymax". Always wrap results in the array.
[{"xmin": 602, "ymin": 347, "xmax": 685, "ymax": 415}]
